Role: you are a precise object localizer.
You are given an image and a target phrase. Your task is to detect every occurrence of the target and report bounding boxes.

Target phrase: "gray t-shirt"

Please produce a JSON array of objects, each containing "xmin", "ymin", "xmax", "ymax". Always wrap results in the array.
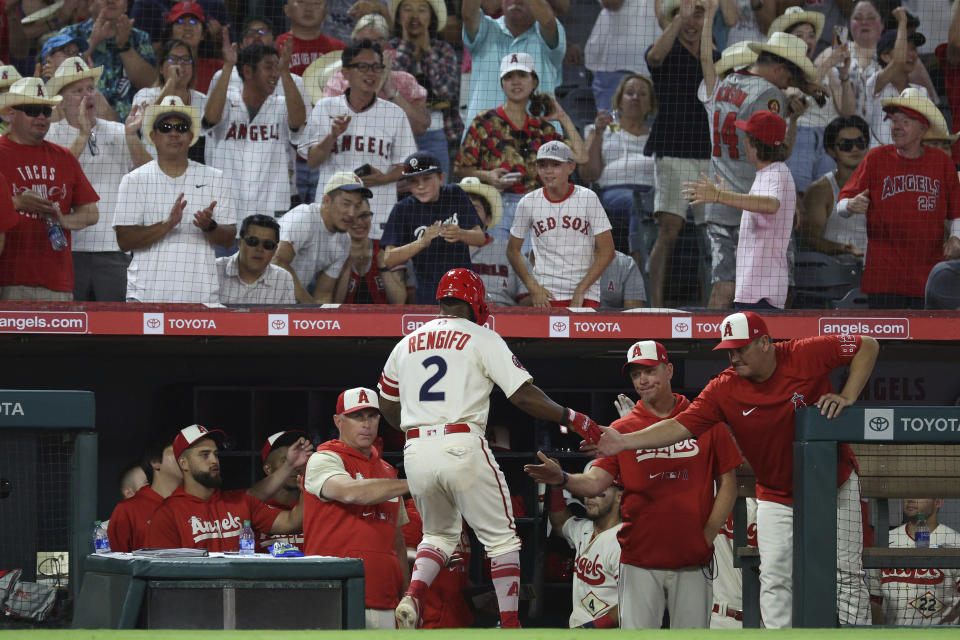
[
  {"xmin": 706, "ymin": 71, "xmax": 784, "ymax": 226},
  {"xmin": 598, "ymin": 251, "xmax": 646, "ymax": 309},
  {"xmin": 470, "ymin": 236, "xmax": 527, "ymax": 306}
]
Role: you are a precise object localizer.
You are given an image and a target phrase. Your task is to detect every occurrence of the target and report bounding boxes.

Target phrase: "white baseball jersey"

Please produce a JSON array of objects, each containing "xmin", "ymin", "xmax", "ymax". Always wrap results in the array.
[
  {"xmin": 278, "ymin": 203, "xmax": 350, "ymax": 288},
  {"xmin": 113, "ymin": 160, "xmax": 236, "ymax": 303},
  {"xmin": 509, "ymin": 185, "xmax": 612, "ymax": 302},
  {"xmin": 207, "ymin": 67, "xmax": 309, "ymax": 104},
  {"xmin": 204, "ymin": 93, "xmax": 302, "ymax": 218},
  {"xmin": 870, "ymin": 523, "xmax": 960, "ymax": 626},
  {"xmin": 706, "ymin": 71, "xmax": 785, "ymax": 227},
  {"xmin": 378, "ymin": 316, "xmax": 532, "ymax": 432},
  {"xmin": 562, "ymin": 517, "xmax": 621, "ymax": 628},
  {"xmin": 298, "ymin": 95, "xmax": 417, "ymax": 239},
  {"xmin": 46, "ymin": 119, "xmax": 131, "ymax": 253},
  {"xmin": 711, "ymin": 498, "xmax": 758, "ymax": 629},
  {"xmin": 598, "ymin": 250, "xmax": 646, "ymax": 309},
  {"xmin": 216, "ymin": 254, "xmax": 296, "ymax": 305}
]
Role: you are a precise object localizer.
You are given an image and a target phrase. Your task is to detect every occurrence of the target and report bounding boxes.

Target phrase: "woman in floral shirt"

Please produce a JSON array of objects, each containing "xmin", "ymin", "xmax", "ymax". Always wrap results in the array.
[
  {"xmin": 454, "ymin": 51, "xmax": 585, "ymax": 240},
  {"xmin": 389, "ymin": 0, "xmax": 462, "ymax": 177}
]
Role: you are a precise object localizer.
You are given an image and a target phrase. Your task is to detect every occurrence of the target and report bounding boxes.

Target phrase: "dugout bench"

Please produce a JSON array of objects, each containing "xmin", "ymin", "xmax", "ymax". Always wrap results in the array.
[
  {"xmin": 733, "ymin": 406, "xmax": 960, "ymax": 628},
  {"xmin": 73, "ymin": 554, "xmax": 366, "ymax": 629}
]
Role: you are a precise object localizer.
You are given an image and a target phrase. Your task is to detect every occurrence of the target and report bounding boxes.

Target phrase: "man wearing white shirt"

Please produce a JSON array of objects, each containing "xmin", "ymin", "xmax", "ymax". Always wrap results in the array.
[
  {"xmin": 274, "ymin": 171, "xmax": 371, "ymax": 303},
  {"xmin": 217, "ymin": 214, "xmax": 296, "ymax": 304},
  {"xmin": 204, "ymin": 43, "xmax": 306, "ymax": 219},
  {"xmin": 45, "ymin": 57, "xmax": 152, "ymax": 301},
  {"xmin": 114, "ymin": 96, "xmax": 237, "ymax": 303}
]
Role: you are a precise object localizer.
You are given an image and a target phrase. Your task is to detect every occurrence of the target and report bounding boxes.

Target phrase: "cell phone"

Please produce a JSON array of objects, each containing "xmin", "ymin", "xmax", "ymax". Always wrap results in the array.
[
  {"xmin": 834, "ymin": 25, "xmax": 848, "ymax": 48},
  {"xmin": 354, "ymin": 164, "xmax": 373, "ymax": 177},
  {"xmin": 502, "ymin": 172, "xmax": 523, "ymax": 182}
]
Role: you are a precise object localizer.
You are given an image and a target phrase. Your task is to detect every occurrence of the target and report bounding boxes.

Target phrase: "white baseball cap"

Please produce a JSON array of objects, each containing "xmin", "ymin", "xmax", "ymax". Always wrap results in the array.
[
  {"xmin": 261, "ymin": 429, "xmax": 310, "ymax": 463},
  {"xmin": 536, "ymin": 140, "xmax": 573, "ymax": 163},
  {"xmin": 622, "ymin": 340, "xmax": 670, "ymax": 374},
  {"xmin": 500, "ymin": 52, "xmax": 535, "ymax": 78},
  {"xmin": 173, "ymin": 424, "xmax": 226, "ymax": 459},
  {"xmin": 323, "ymin": 171, "xmax": 373, "ymax": 198},
  {"xmin": 336, "ymin": 387, "xmax": 379, "ymax": 415},
  {"xmin": 713, "ymin": 312, "xmax": 770, "ymax": 350}
]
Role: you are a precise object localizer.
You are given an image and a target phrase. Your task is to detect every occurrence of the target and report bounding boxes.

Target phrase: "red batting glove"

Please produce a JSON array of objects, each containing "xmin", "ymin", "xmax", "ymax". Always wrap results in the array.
[{"xmin": 565, "ymin": 408, "xmax": 602, "ymax": 445}]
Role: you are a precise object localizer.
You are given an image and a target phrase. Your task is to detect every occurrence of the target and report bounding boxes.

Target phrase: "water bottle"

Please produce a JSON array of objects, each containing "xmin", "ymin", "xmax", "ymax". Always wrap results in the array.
[
  {"xmin": 915, "ymin": 513, "xmax": 930, "ymax": 548},
  {"xmin": 93, "ymin": 520, "xmax": 111, "ymax": 554},
  {"xmin": 239, "ymin": 520, "xmax": 255, "ymax": 555},
  {"xmin": 44, "ymin": 217, "xmax": 68, "ymax": 251}
]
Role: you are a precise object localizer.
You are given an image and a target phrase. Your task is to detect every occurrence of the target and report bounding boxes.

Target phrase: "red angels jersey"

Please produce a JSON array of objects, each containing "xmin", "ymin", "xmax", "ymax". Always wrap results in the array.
[
  {"xmin": 562, "ymin": 517, "xmax": 621, "ymax": 627},
  {"xmin": 676, "ymin": 335, "xmax": 861, "ymax": 504},
  {"xmin": 837, "ymin": 145, "xmax": 960, "ymax": 297},
  {"xmin": 107, "ymin": 485, "xmax": 165, "ymax": 552},
  {"xmin": 146, "ymin": 487, "xmax": 281, "ymax": 551},
  {"xmin": 593, "ymin": 394, "xmax": 742, "ymax": 569},
  {"xmin": 871, "ymin": 523, "xmax": 960, "ymax": 625},
  {"xmin": 256, "ymin": 498, "xmax": 304, "ymax": 552},
  {"xmin": 378, "ymin": 316, "xmax": 532, "ymax": 432},
  {"xmin": 302, "ymin": 440, "xmax": 404, "ymax": 609}
]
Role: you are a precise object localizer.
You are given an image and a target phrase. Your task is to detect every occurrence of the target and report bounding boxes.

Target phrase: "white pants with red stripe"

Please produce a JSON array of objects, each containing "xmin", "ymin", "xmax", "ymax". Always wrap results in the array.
[{"xmin": 403, "ymin": 431, "xmax": 521, "ymax": 558}]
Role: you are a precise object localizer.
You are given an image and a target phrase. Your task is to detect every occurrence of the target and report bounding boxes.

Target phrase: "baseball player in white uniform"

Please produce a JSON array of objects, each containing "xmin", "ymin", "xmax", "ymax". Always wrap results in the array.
[
  {"xmin": 710, "ymin": 499, "xmax": 758, "ymax": 629},
  {"xmin": 870, "ymin": 497, "xmax": 960, "ymax": 625},
  {"xmin": 377, "ymin": 268, "xmax": 603, "ymax": 629}
]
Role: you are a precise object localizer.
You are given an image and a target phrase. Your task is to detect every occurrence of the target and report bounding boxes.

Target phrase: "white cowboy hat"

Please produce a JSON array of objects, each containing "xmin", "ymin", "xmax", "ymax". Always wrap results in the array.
[
  {"xmin": 880, "ymin": 87, "xmax": 940, "ymax": 131},
  {"xmin": 21, "ymin": 0, "xmax": 64, "ymax": 24},
  {"xmin": 302, "ymin": 50, "xmax": 342, "ymax": 106},
  {"xmin": 747, "ymin": 32, "xmax": 818, "ymax": 83},
  {"xmin": 142, "ymin": 95, "xmax": 201, "ymax": 146},
  {"xmin": 46, "ymin": 57, "xmax": 104, "ymax": 97},
  {"xmin": 924, "ymin": 107, "xmax": 960, "ymax": 143},
  {"xmin": 768, "ymin": 6, "xmax": 825, "ymax": 41},
  {"xmin": 389, "ymin": 0, "xmax": 447, "ymax": 31},
  {"xmin": 716, "ymin": 41, "xmax": 758, "ymax": 77},
  {"xmin": 0, "ymin": 65, "xmax": 22, "ymax": 90},
  {"xmin": 0, "ymin": 77, "xmax": 63, "ymax": 112},
  {"xmin": 458, "ymin": 177, "xmax": 502, "ymax": 230}
]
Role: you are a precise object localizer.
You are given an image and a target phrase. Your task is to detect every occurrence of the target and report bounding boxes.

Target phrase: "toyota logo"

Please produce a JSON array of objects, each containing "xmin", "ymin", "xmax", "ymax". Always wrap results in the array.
[
  {"xmin": 146, "ymin": 318, "xmax": 161, "ymax": 329},
  {"xmin": 552, "ymin": 321, "xmax": 567, "ymax": 332},
  {"xmin": 868, "ymin": 416, "xmax": 889, "ymax": 432},
  {"xmin": 674, "ymin": 322, "xmax": 689, "ymax": 332},
  {"xmin": 271, "ymin": 319, "xmax": 286, "ymax": 330}
]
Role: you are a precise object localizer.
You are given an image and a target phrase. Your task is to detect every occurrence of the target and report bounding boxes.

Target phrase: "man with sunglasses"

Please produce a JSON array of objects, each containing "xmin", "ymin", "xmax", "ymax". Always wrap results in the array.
[
  {"xmin": 217, "ymin": 214, "xmax": 295, "ymax": 304},
  {"xmin": 0, "ymin": 77, "xmax": 100, "ymax": 301},
  {"xmin": 526, "ymin": 340, "xmax": 741, "ymax": 629},
  {"xmin": 801, "ymin": 115, "xmax": 869, "ymax": 260}
]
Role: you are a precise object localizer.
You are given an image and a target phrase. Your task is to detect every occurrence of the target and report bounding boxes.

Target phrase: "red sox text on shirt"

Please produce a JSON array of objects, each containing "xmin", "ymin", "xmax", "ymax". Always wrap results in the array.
[
  {"xmin": 532, "ymin": 215, "xmax": 592, "ymax": 237},
  {"xmin": 331, "ymin": 135, "xmax": 393, "ymax": 159}
]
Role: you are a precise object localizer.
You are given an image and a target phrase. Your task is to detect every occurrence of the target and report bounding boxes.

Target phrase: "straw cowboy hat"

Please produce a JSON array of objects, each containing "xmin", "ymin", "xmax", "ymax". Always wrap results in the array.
[
  {"xmin": 768, "ymin": 6, "xmax": 825, "ymax": 41},
  {"xmin": 747, "ymin": 32, "xmax": 818, "ymax": 83},
  {"xmin": 716, "ymin": 41, "xmax": 759, "ymax": 77},
  {"xmin": 923, "ymin": 106, "xmax": 960, "ymax": 143},
  {"xmin": 0, "ymin": 77, "xmax": 63, "ymax": 112},
  {"xmin": 21, "ymin": 0, "xmax": 64, "ymax": 24},
  {"xmin": 0, "ymin": 65, "xmax": 22, "ymax": 90},
  {"xmin": 389, "ymin": 0, "xmax": 447, "ymax": 31},
  {"xmin": 302, "ymin": 51, "xmax": 342, "ymax": 106},
  {"xmin": 142, "ymin": 95, "xmax": 201, "ymax": 146},
  {"xmin": 46, "ymin": 57, "xmax": 104, "ymax": 97},
  {"xmin": 880, "ymin": 87, "xmax": 941, "ymax": 133},
  {"xmin": 458, "ymin": 177, "xmax": 503, "ymax": 230}
]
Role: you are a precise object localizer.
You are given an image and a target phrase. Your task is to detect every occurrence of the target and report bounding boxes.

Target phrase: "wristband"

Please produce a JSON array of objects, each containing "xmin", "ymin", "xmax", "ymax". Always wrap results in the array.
[
  {"xmin": 557, "ymin": 470, "xmax": 569, "ymax": 487},
  {"xmin": 114, "ymin": 42, "xmax": 131, "ymax": 53},
  {"xmin": 203, "ymin": 220, "xmax": 218, "ymax": 233}
]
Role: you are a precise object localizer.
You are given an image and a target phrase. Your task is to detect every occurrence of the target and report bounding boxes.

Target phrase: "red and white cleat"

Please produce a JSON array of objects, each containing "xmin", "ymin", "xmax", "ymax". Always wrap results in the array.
[{"xmin": 395, "ymin": 594, "xmax": 421, "ymax": 629}]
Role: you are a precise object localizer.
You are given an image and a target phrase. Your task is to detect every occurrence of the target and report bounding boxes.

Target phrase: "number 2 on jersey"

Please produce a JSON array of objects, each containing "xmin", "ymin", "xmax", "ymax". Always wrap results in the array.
[
  {"xmin": 713, "ymin": 111, "xmax": 739, "ymax": 158},
  {"xmin": 419, "ymin": 355, "xmax": 447, "ymax": 402}
]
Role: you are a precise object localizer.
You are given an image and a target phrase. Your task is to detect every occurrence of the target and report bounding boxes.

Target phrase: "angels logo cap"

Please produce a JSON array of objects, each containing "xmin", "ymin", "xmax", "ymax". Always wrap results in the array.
[
  {"xmin": 173, "ymin": 424, "xmax": 226, "ymax": 459},
  {"xmin": 713, "ymin": 312, "xmax": 769, "ymax": 350},
  {"xmin": 261, "ymin": 429, "xmax": 310, "ymax": 463},
  {"xmin": 499, "ymin": 51, "xmax": 535, "ymax": 78},
  {"xmin": 336, "ymin": 387, "xmax": 379, "ymax": 415},
  {"xmin": 622, "ymin": 340, "xmax": 669, "ymax": 375}
]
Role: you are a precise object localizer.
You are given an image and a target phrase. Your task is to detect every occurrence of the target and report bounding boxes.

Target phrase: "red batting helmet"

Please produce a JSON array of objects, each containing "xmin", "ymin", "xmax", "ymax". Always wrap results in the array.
[{"xmin": 436, "ymin": 268, "xmax": 489, "ymax": 326}]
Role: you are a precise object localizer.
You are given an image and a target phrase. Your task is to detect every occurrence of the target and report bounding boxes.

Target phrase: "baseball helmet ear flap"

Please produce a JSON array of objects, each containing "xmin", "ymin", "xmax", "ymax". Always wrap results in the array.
[{"xmin": 436, "ymin": 268, "xmax": 489, "ymax": 326}]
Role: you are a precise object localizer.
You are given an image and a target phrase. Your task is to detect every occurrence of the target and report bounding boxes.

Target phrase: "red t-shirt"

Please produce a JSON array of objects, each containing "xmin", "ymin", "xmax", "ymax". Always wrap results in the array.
[
  {"xmin": 401, "ymin": 498, "xmax": 473, "ymax": 628},
  {"xmin": 301, "ymin": 440, "xmax": 403, "ymax": 609},
  {"xmin": 0, "ymin": 171, "xmax": 18, "ymax": 233},
  {"xmin": 194, "ymin": 57, "xmax": 224, "ymax": 93},
  {"xmin": 935, "ymin": 43, "xmax": 960, "ymax": 165},
  {"xmin": 675, "ymin": 335, "xmax": 861, "ymax": 504},
  {"xmin": 837, "ymin": 145, "xmax": 960, "ymax": 297},
  {"xmin": 593, "ymin": 394, "xmax": 742, "ymax": 570},
  {"xmin": 107, "ymin": 485, "xmax": 165, "ymax": 552},
  {"xmin": 0, "ymin": 136, "xmax": 99, "ymax": 291},
  {"xmin": 0, "ymin": 1, "xmax": 9, "ymax": 64},
  {"xmin": 276, "ymin": 32, "xmax": 346, "ymax": 76},
  {"xmin": 256, "ymin": 498, "xmax": 304, "ymax": 552},
  {"xmin": 146, "ymin": 487, "xmax": 281, "ymax": 551}
]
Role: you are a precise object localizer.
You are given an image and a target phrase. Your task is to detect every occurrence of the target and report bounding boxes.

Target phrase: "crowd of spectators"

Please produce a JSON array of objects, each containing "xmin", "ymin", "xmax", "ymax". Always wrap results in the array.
[{"xmin": 1, "ymin": 0, "xmax": 959, "ymax": 309}]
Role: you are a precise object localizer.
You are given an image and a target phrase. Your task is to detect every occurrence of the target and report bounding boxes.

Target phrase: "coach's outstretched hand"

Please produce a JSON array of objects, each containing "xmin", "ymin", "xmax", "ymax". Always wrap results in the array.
[
  {"xmin": 613, "ymin": 394, "xmax": 635, "ymax": 418},
  {"xmin": 523, "ymin": 451, "xmax": 564, "ymax": 485}
]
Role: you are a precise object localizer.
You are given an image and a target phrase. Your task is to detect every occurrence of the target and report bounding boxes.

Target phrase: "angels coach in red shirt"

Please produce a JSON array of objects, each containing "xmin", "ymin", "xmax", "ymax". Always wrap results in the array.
[
  {"xmin": 593, "ymin": 312, "xmax": 879, "ymax": 628},
  {"xmin": 147, "ymin": 424, "xmax": 305, "ymax": 550}
]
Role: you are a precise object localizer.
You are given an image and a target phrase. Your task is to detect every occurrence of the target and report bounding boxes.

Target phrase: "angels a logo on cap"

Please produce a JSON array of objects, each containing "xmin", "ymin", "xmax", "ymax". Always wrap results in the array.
[
  {"xmin": 74, "ymin": 61, "xmax": 84, "ymax": 73},
  {"xmin": 1, "ymin": 71, "xmax": 8, "ymax": 80},
  {"xmin": 510, "ymin": 54, "xmax": 519, "ymax": 63},
  {"xmin": 356, "ymin": 388, "xmax": 370, "ymax": 404},
  {"xmin": 631, "ymin": 343, "xmax": 644, "ymax": 358},
  {"xmin": 36, "ymin": 85, "xmax": 45, "ymax": 97},
  {"xmin": 723, "ymin": 322, "xmax": 734, "ymax": 337}
]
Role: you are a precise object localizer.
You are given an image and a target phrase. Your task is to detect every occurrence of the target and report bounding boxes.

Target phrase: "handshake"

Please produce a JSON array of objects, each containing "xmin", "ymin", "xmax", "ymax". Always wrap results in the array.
[{"xmin": 562, "ymin": 408, "xmax": 603, "ymax": 445}]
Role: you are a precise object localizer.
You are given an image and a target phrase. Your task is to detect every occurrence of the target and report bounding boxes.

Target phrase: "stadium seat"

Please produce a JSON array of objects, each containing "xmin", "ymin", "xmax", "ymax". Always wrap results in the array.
[{"xmin": 793, "ymin": 251, "xmax": 863, "ymax": 309}]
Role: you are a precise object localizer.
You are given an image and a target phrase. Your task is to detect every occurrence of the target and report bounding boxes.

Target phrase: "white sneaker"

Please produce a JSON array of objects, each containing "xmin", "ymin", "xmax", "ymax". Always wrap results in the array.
[{"xmin": 395, "ymin": 594, "xmax": 420, "ymax": 629}]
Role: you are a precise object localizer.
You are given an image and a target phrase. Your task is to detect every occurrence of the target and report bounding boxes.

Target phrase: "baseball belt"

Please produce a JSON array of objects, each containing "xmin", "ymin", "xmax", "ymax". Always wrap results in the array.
[
  {"xmin": 405, "ymin": 424, "xmax": 471, "ymax": 440},
  {"xmin": 712, "ymin": 603, "xmax": 743, "ymax": 621}
]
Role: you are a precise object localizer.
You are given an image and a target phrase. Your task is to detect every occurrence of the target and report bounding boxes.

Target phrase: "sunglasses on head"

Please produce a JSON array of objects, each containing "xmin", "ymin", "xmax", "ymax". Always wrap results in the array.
[
  {"xmin": 155, "ymin": 121, "xmax": 191, "ymax": 134},
  {"xmin": 13, "ymin": 105, "xmax": 53, "ymax": 118},
  {"xmin": 242, "ymin": 236, "xmax": 278, "ymax": 250},
  {"xmin": 835, "ymin": 136, "xmax": 867, "ymax": 152}
]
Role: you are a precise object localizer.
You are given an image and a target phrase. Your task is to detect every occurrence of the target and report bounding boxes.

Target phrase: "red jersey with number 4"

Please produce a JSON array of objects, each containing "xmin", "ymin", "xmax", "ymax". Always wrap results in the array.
[
  {"xmin": 593, "ymin": 393, "xmax": 743, "ymax": 570},
  {"xmin": 838, "ymin": 145, "xmax": 960, "ymax": 297},
  {"xmin": 146, "ymin": 487, "xmax": 281, "ymax": 551},
  {"xmin": 676, "ymin": 335, "xmax": 861, "ymax": 504},
  {"xmin": 107, "ymin": 485, "xmax": 165, "ymax": 552}
]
